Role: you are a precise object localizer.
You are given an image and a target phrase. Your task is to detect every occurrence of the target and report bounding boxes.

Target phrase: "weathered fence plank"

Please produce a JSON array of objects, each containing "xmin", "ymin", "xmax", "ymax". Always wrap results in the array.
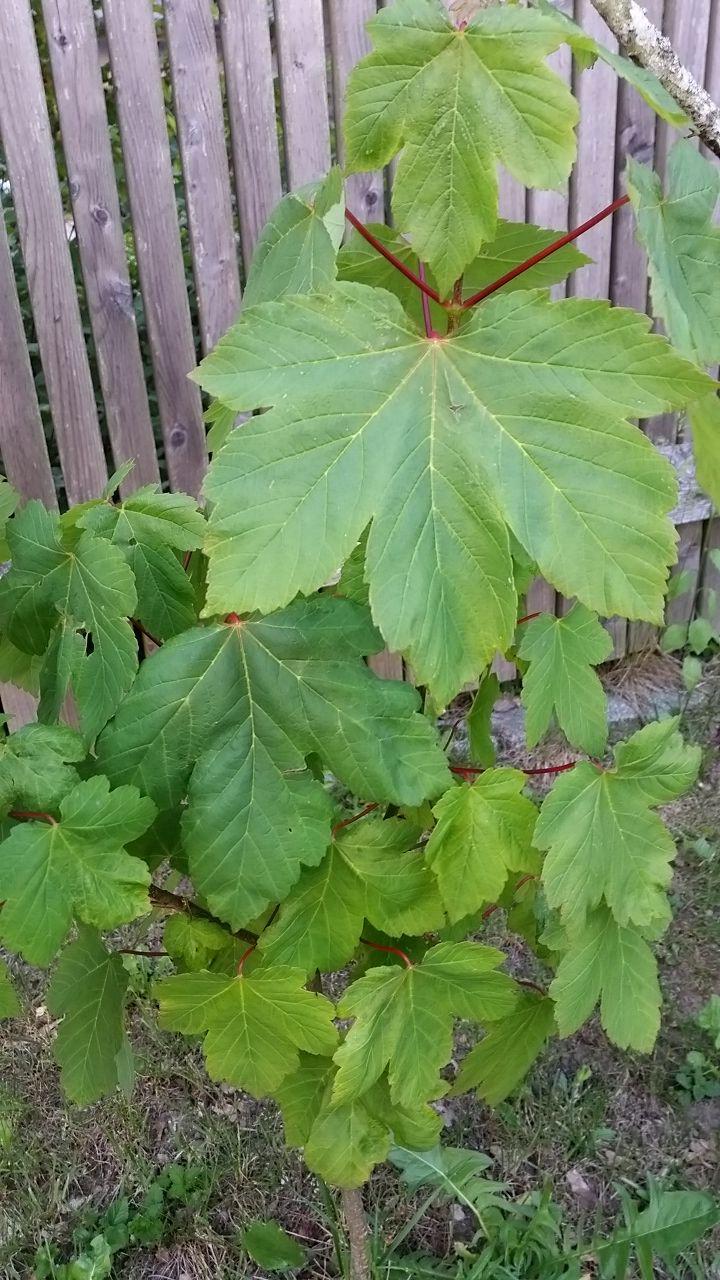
[
  {"xmin": 42, "ymin": 0, "xmax": 160, "ymax": 495},
  {"xmin": 219, "ymin": 0, "xmax": 282, "ymax": 263},
  {"xmin": 0, "ymin": 206, "xmax": 57, "ymax": 508},
  {"xmin": 165, "ymin": 0, "xmax": 242, "ymax": 352},
  {"xmin": 275, "ymin": 0, "xmax": 332, "ymax": 188},
  {"xmin": 102, "ymin": 0, "xmax": 207, "ymax": 497},
  {"xmin": 327, "ymin": 0, "xmax": 384, "ymax": 223},
  {"xmin": 0, "ymin": 0, "xmax": 107, "ymax": 505}
]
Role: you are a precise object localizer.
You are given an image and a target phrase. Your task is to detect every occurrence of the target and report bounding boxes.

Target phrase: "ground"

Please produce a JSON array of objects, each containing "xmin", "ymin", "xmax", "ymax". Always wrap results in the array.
[{"xmin": 0, "ymin": 660, "xmax": 718, "ymax": 1279}]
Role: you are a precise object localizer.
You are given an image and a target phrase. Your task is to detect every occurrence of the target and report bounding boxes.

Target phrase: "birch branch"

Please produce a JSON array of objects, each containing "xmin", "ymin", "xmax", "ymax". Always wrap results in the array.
[{"xmin": 589, "ymin": 0, "xmax": 720, "ymax": 159}]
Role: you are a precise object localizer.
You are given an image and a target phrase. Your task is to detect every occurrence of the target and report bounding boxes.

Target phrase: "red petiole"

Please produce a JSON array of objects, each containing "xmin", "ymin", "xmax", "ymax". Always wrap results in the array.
[
  {"xmin": 344, "ymin": 209, "xmax": 444, "ymax": 306},
  {"xmin": 360, "ymin": 938, "xmax": 413, "ymax": 968}
]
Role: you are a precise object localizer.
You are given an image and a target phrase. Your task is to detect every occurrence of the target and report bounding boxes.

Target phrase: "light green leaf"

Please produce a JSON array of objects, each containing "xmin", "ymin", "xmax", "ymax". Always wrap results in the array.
[
  {"xmin": 682, "ymin": 655, "xmax": 703, "ymax": 692},
  {"xmin": 0, "ymin": 475, "xmax": 19, "ymax": 531},
  {"xmin": 260, "ymin": 817, "xmax": 443, "ymax": 974},
  {"xmin": 345, "ymin": 0, "xmax": 577, "ymax": 294},
  {"xmin": 204, "ymin": 399, "xmax": 239, "ymax": 455},
  {"xmin": 426, "ymin": 770, "xmax": 538, "ymax": 922},
  {"xmin": 242, "ymin": 1220, "xmax": 307, "ymax": 1272},
  {"xmin": 627, "ymin": 142, "xmax": 720, "ymax": 364},
  {"xmin": 101, "ymin": 460, "xmax": 136, "ymax": 499},
  {"xmin": 194, "ymin": 284, "xmax": 708, "ymax": 705},
  {"xmin": 597, "ymin": 1189, "xmax": 719, "ymax": 1270},
  {"xmin": 0, "ymin": 722, "xmax": 84, "ymax": 816},
  {"xmin": 466, "ymin": 672, "xmax": 499, "ymax": 767},
  {"xmin": 243, "ymin": 168, "xmax": 344, "ymax": 308},
  {"xmin": 690, "ymin": 393, "xmax": 720, "ymax": 509},
  {"xmin": 79, "ymin": 486, "xmax": 206, "ymax": 553},
  {"xmin": 274, "ymin": 1053, "xmax": 335, "ymax": 1146},
  {"xmin": 452, "ymin": 994, "xmax": 555, "ymax": 1104},
  {"xmin": 157, "ymin": 966, "xmax": 337, "ymax": 1098},
  {"xmin": 304, "ymin": 1094, "xmax": 391, "ymax": 1188},
  {"xmin": 97, "ymin": 599, "xmax": 449, "ymax": 929},
  {"xmin": 660, "ymin": 622, "xmax": 688, "ymax": 653},
  {"xmin": 688, "ymin": 615, "xmax": 714, "ymax": 654},
  {"xmin": 0, "ymin": 776, "xmax": 155, "ymax": 966},
  {"xmin": 163, "ymin": 915, "xmax": 231, "ymax": 971},
  {"xmin": 389, "ymin": 1145, "xmax": 507, "ymax": 1221},
  {"xmin": 518, "ymin": 603, "xmax": 613, "ymax": 754},
  {"xmin": 0, "ymin": 960, "xmax": 20, "ymax": 1019},
  {"xmin": 535, "ymin": 718, "xmax": 700, "ymax": 930},
  {"xmin": 550, "ymin": 906, "xmax": 661, "ymax": 1052},
  {"xmin": 333, "ymin": 941, "xmax": 518, "ymax": 1108},
  {"xmin": 47, "ymin": 927, "xmax": 129, "ymax": 1105}
]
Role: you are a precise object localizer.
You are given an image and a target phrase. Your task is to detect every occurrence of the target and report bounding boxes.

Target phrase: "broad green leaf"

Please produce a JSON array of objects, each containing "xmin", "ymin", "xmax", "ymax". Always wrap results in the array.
[
  {"xmin": 596, "ymin": 1189, "xmax": 719, "ymax": 1271},
  {"xmin": 243, "ymin": 168, "xmax": 344, "ymax": 307},
  {"xmin": 0, "ymin": 959, "xmax": 20, "ymax": 1019},
  {"xmin": 344, "ymin": 0, "xmax": 577, "ymax": 294},
  {"xmin": 0, "ymin": 502, "xmax": 139, "ymax": 740},
  {"xmin": 97, "ymin": 598, "xmax": 449, "ymax": 929},
  {"xmin": 389, "ymin": 1145, "xmax": 507, "ymax": 1221},
  {"xmin": 518, "ymin": 603, "xmax": 613, "ymax": 754},
  {"xmin": 627, "ymin": 142, "xmax": 720, "ymax": 364},
  {"xmin": 466, "ymin": 672, "xmax": 499, "ymax": 767},
  {"xmin": 274, "ymin": 1053, "xmax": 335, "ymax": 1146},
  {"xmin": 47, "ymin": 927, "xmax": 129, "ymax": 1105},
  {"xmin": 304, "ymin": 1094, "xmax": 391, "ymax": 1188},
  {"xmin": 241, "ymin": 1220, "xmax": 307, "ymax": 1272},
  {"xmin": 452, "ymin": 994, "xmax": 555, "ymax": 1104},
  {"xmin": 550, "ymin": 906, "xmax": 661, "ymax": 1052},
  {"xmin": 157, "ymin": 966, "xmax": 337, "ymax": 1097},
  {"xmin": 260, "ymin": 817, "xmax": 444, "ymax": 973},
  {"xmin": 0, "ymin": 634, "xmax": 43, "ymax": 695},
  {"xmin": 0, "ymin": 722, "xmax": 84, "ymax": 816},
  {"xmin": 426, "ymin": 770, "xmax": 538, "ymax": 922},
  {"xmin": 127, "ymin": 541, "xmax": 197, "ymax": 640},
  {"xmin": 332, "ymin": 941, "xmax": 518, "ymax": 1107},
  {"xmin": 195, "ymin": 284, "xmax": 708, "ymax": 704},
  {"xmin": 535, "ymin": 718, "xmax": 700, "ymax": 930},
  {"xmin": 0, "ymin": 776, "xmax": 155, "ymax": 966},
  {"xmin": 689, "ymin": 393, "xmax": 720, "ymax": 509},
  {"xmin": 79, "ymin": 486, "xmax": 206, "ymax": 552},
  {"xmin": 163, "ymin": 915, "xmax": 231, "ymax": 971}
]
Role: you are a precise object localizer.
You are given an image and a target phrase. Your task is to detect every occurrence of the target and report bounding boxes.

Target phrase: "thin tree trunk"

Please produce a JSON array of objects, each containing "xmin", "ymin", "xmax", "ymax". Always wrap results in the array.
[{"xmin": 341, "ymin": 1187, "xmax": 372, "ymax": 1280}]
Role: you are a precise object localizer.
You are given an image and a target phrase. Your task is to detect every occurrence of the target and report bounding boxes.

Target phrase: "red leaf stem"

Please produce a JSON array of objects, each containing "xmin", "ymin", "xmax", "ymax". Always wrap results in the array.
[
  {"xmin": 450, "ymin": 760, "xmax": 579, "ymax": 780},
  {"xmin": 517, "ymin": 978, "xmax": 547, "ymax": 997},
  {"xmin": 344, "ymin": 209, "xmax": 444, "ymax": 306},
  {"xmin": 418, "ymin": 262, "xmax": 440, "ymax": 339},
  {"xmin": 481, "ymin": 872, "xmax": 537, "ymax": 922},
  {"xmin": 236, "ymin": 943, "xmax": 256, "ymax": 976},
  {"xmin": 517, "ymin": 612, "xmax": 541, "ymax": 625},
  {"xmin": 9, "ymin": 808, "xmax": 57, "ymax": 825},
  {"xmin": 133, "ymin": 619, "xmax": 162, "ymax": 648},
  {"xmin": 360, "ymin": 937, "xmax": 413, "ymax": 968},
  {"xmin": 462, "ymin": 193, "xmax": 630, "ymax": 307},
  {"xmin": 332, "ymin": 802, "xmax": 380, "ymax": 837}
]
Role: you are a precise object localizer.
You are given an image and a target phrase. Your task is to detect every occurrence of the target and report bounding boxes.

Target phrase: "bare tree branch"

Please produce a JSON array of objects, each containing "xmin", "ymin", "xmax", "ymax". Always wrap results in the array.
[{"xmin": 589, "ymin": 0, "xmax": 720, "ymax": 159}]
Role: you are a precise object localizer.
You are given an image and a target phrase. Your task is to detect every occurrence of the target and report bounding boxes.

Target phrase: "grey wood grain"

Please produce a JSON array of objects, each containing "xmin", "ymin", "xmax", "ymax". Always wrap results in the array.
[
  {"xmin": 275, "ymin": 0, "xmax": 332, "ymax": 188},
  {"xmin": 0, "ymin": 0, "xmax": 107, "ymax": 505},
  {"xmin": 327, "ymin": 0, "xmax": 384, "ymax": 223},
  {"xmin": 219, "ymin": 0, "xmax": 282, "ymax": 265},
  {"xmin": 102, "ymin": 0, "xmax": 207, "ymax": 497},
  {"xmin": 42, "ymin": 0, "xmax": 160, "ymax": 496},
  {"xmin": 0, "ymin": 202, "xmax": 57, "ymax": 507},
  {"xmin": 165, "ymin": 0, "xmax": 242, "ymax": 352}
]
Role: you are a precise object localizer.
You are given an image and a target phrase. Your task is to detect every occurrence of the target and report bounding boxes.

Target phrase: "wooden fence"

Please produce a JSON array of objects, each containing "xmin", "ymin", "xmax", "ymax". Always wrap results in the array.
[{"xmin": 0, "ymin": 0, "xmax": 718, "ymax": 713}]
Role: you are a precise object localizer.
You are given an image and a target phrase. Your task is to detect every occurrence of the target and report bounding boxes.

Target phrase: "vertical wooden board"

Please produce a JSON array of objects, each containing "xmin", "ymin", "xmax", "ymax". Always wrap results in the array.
[
  {"xmin": 368, "ymin": 652, "xmax": 404, "ymax": 681},
  {"xmin": 41, "ymin": 0, "xmax": 160, "ymax": 496},
  {"xmin": 219, "ymin": 0, "xmax": 282, "ymax": 265},
  {"xmin": 102, "ymin": 0, "xmax": 207, "ymax": 497},
  {"xmin": 0, "ymin": 0, "xmax": 107, "ymax": 505},
  {"xmin": 165, "ymin": 0, "xmax": 242, "ymax": 353},
  {"xmin": 655, "ymin": 0, "xmax": 712, "ymax": 179},
  {"xmin": 0, "ymin": 204, "xmax": 57, "ymax": 508},
  {"xmin": 327, "ymin": 0, "xmax": 384, "ymax": 223},
  {"xmin": 666, "ymin": 520, "xmax": 704, "ymax": 628},
  {"xmin": 497, "ymin": 174, "xmax": 525, "ymax": 224},
  {"xmin": 275, "ymin": 0, "xmax": 332, "ymax": 189},
  {"xmin": 699, "ymin": 518, "xmax": 720, "ymax": 632}
]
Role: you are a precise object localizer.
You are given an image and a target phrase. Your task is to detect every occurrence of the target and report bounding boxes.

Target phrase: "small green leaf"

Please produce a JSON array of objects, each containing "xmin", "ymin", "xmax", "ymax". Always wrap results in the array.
[
  {"xmin": 243, "ymin": 168, "xmax": 344, "ymax": 307},
  {"xmin": 163, "ymin": 915, "xmax": 231, "ymax": 970},
  {"xmin": 0, "ymin": 722, "xmax": 84, "ymax": 816},
  {"xmin": 518, "ymin": 603, "xmax": 613, "ymax": 754},
  {"xmin": 47, "ymin": 927, "xmax": 129, "ymax": 1105},
  {"xmin": 101, "ymin": 460, "xmax": 136, "ymax": 499},
  {"xmin": 241, "ymin": 1221, "xmax": 307, "ymax": 1272},
  {"xmin": 682, "ymin": 655, "xmax": 703, "ymax": 692},
  {"xmin": 688, "ymin": 615, "xmax": 715, "ymax": 655},
  {"xmin": 660, "ymin": 622, "xmax": 688, "ymax": 653}
]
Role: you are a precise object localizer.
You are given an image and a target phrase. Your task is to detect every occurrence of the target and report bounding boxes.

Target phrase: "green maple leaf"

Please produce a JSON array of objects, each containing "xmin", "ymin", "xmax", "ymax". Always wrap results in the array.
[
  {"xmin": 0, "ymin": 959, "xmax": 20, "ymax": 1019},
  {"xmin": 47, "ymin": 927, "xmax": 129, "ymax": 1105},
  {"xmin": 535, "ymin": 718, "xmax": 700, "ymax": 932},
  {"xmin": 550, "ymin": 907, "xmax": 661, "ymax": 1052},
  {"xmin": 332, "ymin": 941, "xmax": 518, "ymax": 1108},
  {"xmin": 97, "ymin": 598, "xmax": 448, "ymax": 929},
  {"xmin": 194, "ymin": 284, "xmax": 708, "ymax": 706},
  {"xmin": 163, "ymin": 915, "xmax": 231, "ymax": 971},
  {"xmin": 275, "ymin": 1056, "xmax": 441, "ymax": 1188},
  {"xmin": 452, "ymin": 994, "xmax": 555, "ymax": 1104},
  {"xmin": 344, "ymin": 0, "xmax": 577, "ymax": 294},
  {"xmin": 689, "ymin": 393, "xmax": 720, "ymax": 509},
  {"xmin": 627, "ymin": 141, "xmax": 720, "ymax": 365},
  {"xmin": 157, "ymin": 966, "xmax": 337, "ymax": 1098},
  {"xmin": 517, "ymin": 603, "xmax": 613, "ymax": 754},
  {"xmin": 337, "ymin": 220, "xmax": 590, "ymax": 331},
  {"xmin": 0, "ymin": 502, "xmax": 139, "ymax": 740},
  {"xmin": 243, "ymin": 168, "xmax": 344, "ymax": 307},
  {"xmin": 0, "ymin": 776, "xmax": 155, "ymax": 965},
  {"xmin": 260, "ymin": 816, "xmax": 444, "ymax": 974},
  {"xmin": 0, "ymin": 722, "xmax": 85, "ymax": 815},
  {"xmin": 426, "ymin": 770, "xmax": 538, "ymax": 923}
]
